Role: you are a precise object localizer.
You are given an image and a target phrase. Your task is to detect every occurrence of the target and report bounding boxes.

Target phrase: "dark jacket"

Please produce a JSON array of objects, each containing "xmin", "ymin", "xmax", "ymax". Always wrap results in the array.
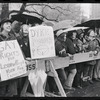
[
  {"xmin": 86, "ymin": 39, "xmax": 100, "ymax": 65},
  {"xmin": 0, "ymin": 32, "xmax": 16, "ymax": 41},
  {"xmin": 55, "ymin": 39, "xmax": 68, "ymax": 57},
  {"xmin": 18, "ymin": 36, "xmax": 31, "ymax": 58},
  {"xmin": 65, "ymin": 37, "xmax": 76, "ymax": 55}
]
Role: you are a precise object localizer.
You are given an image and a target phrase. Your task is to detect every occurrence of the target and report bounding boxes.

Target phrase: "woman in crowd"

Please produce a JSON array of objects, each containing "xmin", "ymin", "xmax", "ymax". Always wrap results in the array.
[
  {"xmin": 73, "ymin": 29, "xmax": 89, "ymax": 88},
  {"xmin": 46, "ymin": 30, "xmax": 68, "ymax": 94},
  {"xmin": 17, "ymin": 24, "xmax": 33, "ymax": 95},
  {"xmin": 93, "ymin": 28, "xmax": 100, "ymax": 81},
  {"xmin": 19, "ymin": 24, "xmax": 31, "ymax": 58},
  {"xmin": 55, "ymin": 30, "xmax": 68, "ymax": 89},
  {"xmin": 84, "ymin": 29, "xmax": 100, "ymax": 84},
  {"xmin": 0, "ymin": 18, "xmax": 17, "ymax": 96},
  {"xmin": 63, "ymin": 30, "xmax": 77, "ymax": 91}
]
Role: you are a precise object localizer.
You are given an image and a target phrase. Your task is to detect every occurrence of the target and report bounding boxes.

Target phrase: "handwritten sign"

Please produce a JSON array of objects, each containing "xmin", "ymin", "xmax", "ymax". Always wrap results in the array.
[
  {"xmin": 0, "ymin": 40, "xmax": 26, "ymax": 81},
  {"xmin": 29, "ymin": 25, "xmax": 55, "ymax": 59}
]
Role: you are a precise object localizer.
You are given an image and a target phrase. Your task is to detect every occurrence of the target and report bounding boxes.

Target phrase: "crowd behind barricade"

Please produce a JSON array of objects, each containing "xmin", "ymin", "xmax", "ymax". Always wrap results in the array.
[
  {"xmin": 48, "ymin": 27, "xmax": 100, "ymax": 95},
  {"xmin": 0, "ymin": 17, "xmax": 100, "ymax": 97}
]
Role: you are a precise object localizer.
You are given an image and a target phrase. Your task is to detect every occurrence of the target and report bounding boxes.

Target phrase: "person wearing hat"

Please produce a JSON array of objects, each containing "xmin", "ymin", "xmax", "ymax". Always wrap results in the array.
[
  {"xmin": 0, "ymin": 19, "xmax": 32, "ymax": 96},
  {"xmin": 0, "ymin": 18, "xmax": 18, "ymax": 97},
  {"xmin": 46, "ymin": 30, "xmax": 68, "ymax": 94},
  {"xmin": 55, "ymin": 30, "xmax": 77, "ymax": 92},
  {"xmin": 0, "ymin": 18, "xmax": 16, "ymax": 41},
  {"xmin": 84, "ymin": 29, "xmax": 100, "ymax": 84}
]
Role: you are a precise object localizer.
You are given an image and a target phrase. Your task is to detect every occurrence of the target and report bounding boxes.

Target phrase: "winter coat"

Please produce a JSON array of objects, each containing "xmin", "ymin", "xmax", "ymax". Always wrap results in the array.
[
  {"xmin": 18, "ymin": 36, "xmax": 31, "ymax": 58},
  {"xmin": 65, "ymin": 37, "xmax": 76, "ymax": 55},
  {"xmin": 86, "ymin": 39, "xmax": 100, "ymax": 65},
  {"xmin": 55, "ymin": 39, "xmax": 68, "ymax": 57}
]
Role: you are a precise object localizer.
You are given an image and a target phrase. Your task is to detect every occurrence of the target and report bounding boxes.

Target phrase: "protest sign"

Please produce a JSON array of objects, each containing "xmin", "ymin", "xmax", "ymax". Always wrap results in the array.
[
  {"xmin": 29, "ymin": 25, "xmax": 55, "ymax": 59},
  {"xmin": 0, "ymin": 40, "xmax": 26, "ymax": 81}
]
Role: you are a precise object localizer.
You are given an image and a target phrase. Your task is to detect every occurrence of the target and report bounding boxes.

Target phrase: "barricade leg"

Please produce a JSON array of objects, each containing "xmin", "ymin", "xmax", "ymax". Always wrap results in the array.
[
  {"xmin": 49, "ymin": 60, "xmax": 66, "ymax": 97},
  {"xmin": 20, "ymin": 59, "xmax": 66, "ymax": 97}
]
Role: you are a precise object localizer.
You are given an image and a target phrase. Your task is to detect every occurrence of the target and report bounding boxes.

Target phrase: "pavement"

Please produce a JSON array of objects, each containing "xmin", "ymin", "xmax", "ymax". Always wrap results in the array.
[{"xmin": 67, "ymin": 81, "xmax": 100, "ymax": 97}]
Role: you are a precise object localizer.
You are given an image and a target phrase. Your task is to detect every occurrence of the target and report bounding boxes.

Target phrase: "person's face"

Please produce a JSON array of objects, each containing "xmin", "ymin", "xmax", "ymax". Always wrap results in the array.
[
  {"xmin": 88, "ymin": 31, "xmax": 95, "ymax": 41},
  {"xmin": 72, "ymin": 32, "xmax": 77, "ymax": 39},
  {"xmin": 64, "ymin": 34, "xmax": 66, "ymax": 41},
  {"xmin": 80, "ymin": 33, "xmax": 84, "ymax": 38},
  {"xmin": 22, "ymin": 25, "xmax": 29, "ymax": 37},
  {"xmin": 58, "ymin": 33, "xmax": 66, "ymax": 41},
  {"xmin": 2, "ymin": 22, "xmax": 12, "ymax": 32}
]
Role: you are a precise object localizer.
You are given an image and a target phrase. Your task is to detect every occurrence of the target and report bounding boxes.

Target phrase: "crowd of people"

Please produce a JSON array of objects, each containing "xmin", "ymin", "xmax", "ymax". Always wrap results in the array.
[
  {"xmin": 0, "ymin": 17, "xmax": 100, "ymax": 97},
  {"xmin": 47, "ymin": 26, "xmax": 100, "ymax": 95}
]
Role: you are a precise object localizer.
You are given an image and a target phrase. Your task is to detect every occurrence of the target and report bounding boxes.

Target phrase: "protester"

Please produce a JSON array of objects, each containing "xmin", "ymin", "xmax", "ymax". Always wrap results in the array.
[
  {"xmin": 11, "ymin": 20, "xmax": 22, "ymax": 41},
  {"xmin": 62, "ymin": 30, "xmax": 77, "ymax": 91},
  {"xmin": 73, "ymin": 29, "xmax": 90, "ymax": 88},
  {"xmin": 70, "ymin": 30, "xmax": 83, "ymax": 89},
  {"xmin": 84, "ymin": 29, "xmax": 100, "ymax": 84},
  {"xmin": 0, "ymin": 18, "xmax": 17, "ymax": 96},
  {"xmin": 93, "ymin": 28, "xmax": 100, "ymax": 81},
  {"xmin": 19, "ymin": 24, "xmax": 31, "ymax": 58},
  {"xmin": 46, "ymin": 30, "xmax": 68, "ymax": 94},
  {"xmin": 55, "ymin": 30, "xmax": 68, "ymax": 88},
  {"xmin": 17, "ymin": 24, "xmax": 33, "ymax": 95}
]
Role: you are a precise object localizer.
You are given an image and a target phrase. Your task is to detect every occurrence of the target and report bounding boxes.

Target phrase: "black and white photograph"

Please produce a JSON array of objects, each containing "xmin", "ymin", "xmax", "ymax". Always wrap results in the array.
[{"xmin": 0, "ymin": 3, "xmax": 100, "ymax": 97}]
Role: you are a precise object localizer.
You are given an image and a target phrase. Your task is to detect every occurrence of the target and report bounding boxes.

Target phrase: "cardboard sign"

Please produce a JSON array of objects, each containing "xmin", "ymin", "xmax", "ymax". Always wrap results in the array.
[
  {"xmin": 29, "ymin": 25, "xmax": 55, "ymax": 59},
  {"xmin": 0, "ymin": 40, "xmax": 26, "ymax": 81}
]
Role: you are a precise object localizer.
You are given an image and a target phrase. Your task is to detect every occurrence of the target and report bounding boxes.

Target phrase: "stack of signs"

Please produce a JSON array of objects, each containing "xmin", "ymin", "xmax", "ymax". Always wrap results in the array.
[
  {"xmin": 0, "ymin": 40, "xmax": 26, "ymax": 81},
  {"xmin": 29, "ymin": 25, "xmax": 56, "ymax": 59}
]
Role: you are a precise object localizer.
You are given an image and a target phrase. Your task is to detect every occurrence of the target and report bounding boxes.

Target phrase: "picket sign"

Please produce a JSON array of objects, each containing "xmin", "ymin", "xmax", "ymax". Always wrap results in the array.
[
  {"xmin": 0, "ymin": 40, "xmax": 26, "ymax": 81},
  {"xmin": 29, "ymin": 25, "xmax": 56, "ymax": 59}
]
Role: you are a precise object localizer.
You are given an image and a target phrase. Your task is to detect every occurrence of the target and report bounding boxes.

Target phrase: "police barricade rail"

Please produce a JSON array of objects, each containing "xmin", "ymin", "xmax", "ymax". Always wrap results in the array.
[
  {"xmin": 0, "ymin": 51, "xmax": 99, "ymax": 97},
  {"xmin": 17, "ymin": 51, "xmax": 100, "ymax": 97}
]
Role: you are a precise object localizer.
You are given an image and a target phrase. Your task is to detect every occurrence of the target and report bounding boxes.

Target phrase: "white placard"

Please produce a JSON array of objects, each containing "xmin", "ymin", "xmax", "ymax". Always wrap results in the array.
[
  {"xmin": 0, "ymin": 40, "xmax": 26, "ymax": 81},
  {"xmin": 29, "ymin": 25, "xmax": 56, "ymax": 59}
]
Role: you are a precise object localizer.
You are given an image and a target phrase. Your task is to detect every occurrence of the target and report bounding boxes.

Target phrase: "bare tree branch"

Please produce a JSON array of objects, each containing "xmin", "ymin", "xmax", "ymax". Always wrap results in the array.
[
  {"xmin": 8, "ymin": 3, "xmax": 81, "ymax": 22},
  {"xmin": 24, "ymin": 9, "xmax": 58, "ymax": 22},
  {"xmin": 26, "ymin": 3, "xmax": 74, "ymax": 15}
]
